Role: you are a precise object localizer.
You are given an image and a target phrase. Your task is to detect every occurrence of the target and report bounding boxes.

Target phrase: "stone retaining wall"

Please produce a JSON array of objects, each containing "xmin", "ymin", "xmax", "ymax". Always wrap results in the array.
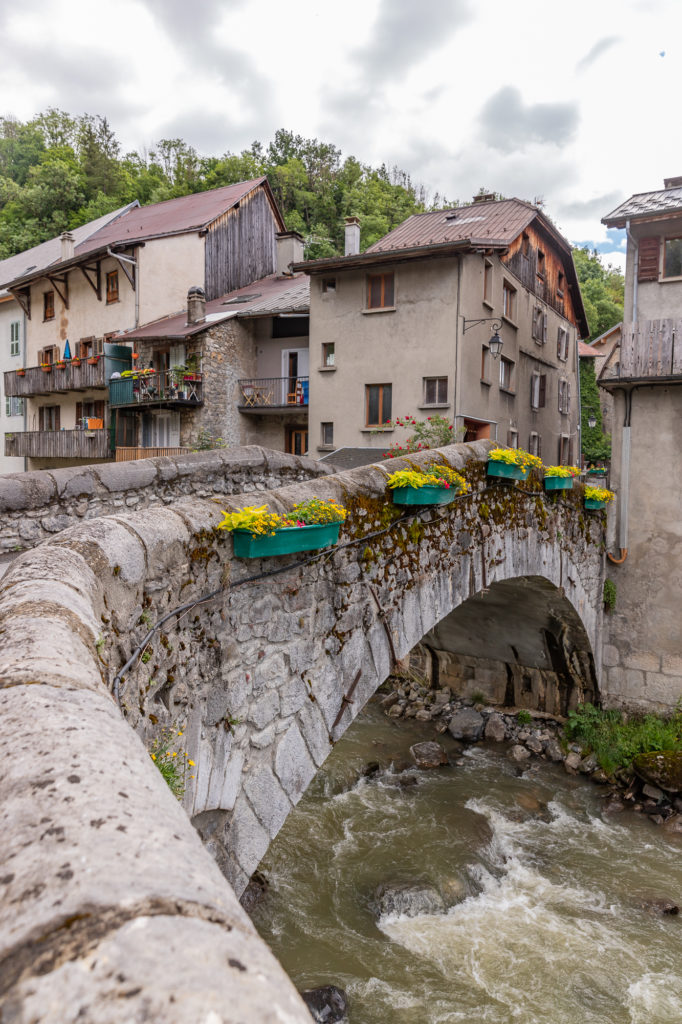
[{"xmin": 0, "ymin": 445, "xmax": 330, "ymax": 554}]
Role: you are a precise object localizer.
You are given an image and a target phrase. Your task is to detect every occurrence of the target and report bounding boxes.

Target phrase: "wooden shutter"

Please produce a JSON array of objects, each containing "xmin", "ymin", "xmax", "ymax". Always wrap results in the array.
[
  {"xmin": 55, "ymin": 406, "xmax": 60, "ymax": 431},
  {"xmin": 94, "ymin": 400, "xmax": 105, "ymax": 422},
  {"xmin": 38, "ymin": 407, "xmax": 44, "ymax": 431},
  {"xmin": 542, "ymin": 313, "xmax": 548, "ymax": 343},
  {"xmin": 76, "ymin": 402, "xmax": 83, "ymax": 427},
  {"xmin": 568, "ymin": 439, "xmax": 574, "ymax": 464},
  {"xmin": 638, "ymin": 237, "xmax": 660, "ymax": 281},
  {"xmin": 537, "ymin": 434, "xmax": 542, "ymax": 458},
  {"xmin": 539, "ymin": 375, "xmax": 546, "ymax": 408},
  {"xmin": 567, "ymin": 381, "xmax": 571, "ymax": 413}
]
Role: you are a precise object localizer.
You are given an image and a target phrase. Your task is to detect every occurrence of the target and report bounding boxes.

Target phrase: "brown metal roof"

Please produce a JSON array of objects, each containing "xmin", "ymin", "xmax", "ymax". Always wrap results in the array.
[
  {"xmin": 366, "ymin": 199, "xmax": 538, "ymax": 253},
  {"xmin": 116, "ymin": 273, "xmax": 309, "ymax": 341},
  {"xmin": 578, "ymin": 341, "xmax": 598, "ymax": 357},
  {"xmin": 603, "ymin": 187, "xmax": 682, "ymax": 227}
]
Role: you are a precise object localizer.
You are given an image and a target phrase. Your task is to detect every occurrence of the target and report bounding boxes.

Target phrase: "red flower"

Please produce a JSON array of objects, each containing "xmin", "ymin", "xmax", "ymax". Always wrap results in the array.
[
  {"xmin": 449, "ymin": 425, "xmax": 453, "ymax": 430},
  {"xmin": 427, "ymin": 417, "xmax": 431, "ymax": 421}
]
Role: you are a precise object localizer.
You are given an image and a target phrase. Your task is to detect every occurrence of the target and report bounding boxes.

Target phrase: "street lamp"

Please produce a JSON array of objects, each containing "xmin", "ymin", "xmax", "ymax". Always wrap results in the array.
[
  {"xmin": 462, "ymin": 317, "xmax": 504, "ymax": 359},
  {"xmin": 488, "ymin": 331, "xmax": 503, "ymax": 359},
  {"xmin": 587, "ymin": 410, "xmax": 597, "ymax": 429}
]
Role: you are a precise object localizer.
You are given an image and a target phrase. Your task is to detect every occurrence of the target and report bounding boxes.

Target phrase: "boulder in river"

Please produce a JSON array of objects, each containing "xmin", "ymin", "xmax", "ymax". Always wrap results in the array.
[
  {"xmin": 409, "ymin": 741, "xmax": 448, "ymax": 769},
  {"xmin": 373, "ymin": 880, "xmax": 445, "ymax": 919},
  {"xmin": 633, "ymin": 751, "xmax": 682, "ymax": 794},
  {"xmin": 448, "ymin": 708, "xmax": 484, "ymax": 742},
  {"xmin": 508, "ymin": 744, "xmax": 531, "ymax": 763},
  {"xmin": 300, "ymin": 984, "xmax": 349, "ymax": 1022},
  {"xmin": 239, "ymin": 870, "xmax": 269, "ymax": 915},
  {"xmin": 544, "ymin": 737, "xmax": 564, "ymax": 762}
]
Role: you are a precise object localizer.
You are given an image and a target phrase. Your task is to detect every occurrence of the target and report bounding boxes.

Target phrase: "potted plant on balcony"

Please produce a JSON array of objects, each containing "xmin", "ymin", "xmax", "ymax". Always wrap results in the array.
[
  {"xmin": 16, "ymin": 369, "xmax": 25, "ymax": 377},
  {"xmin": 218, "ymin": 497, "xmax": 347, "ymax": 558},
  {"xmin": 387, "ymin": 464, "xmax": 469, "ymax": 506},
  {"xmin": 487, "ymin": 447, "xmax": 542, "ymax": 481},
  {"xmin": 55, "ymin": 360, "xmax": 66, "ymax": 370},
  {"xmin": 87, "ymin": 354, "xmax": 100, "ymax": 365},
  {"xmin": 40, "ymin": 362, "xmax": 52, "ymax": 373},
  {"xmin": 543, "ymin": 465, "xmax": 580, "ymax": 492},
  {"xmin": 71, "ymin": 356, "xmax": 81, "ymax": 367},
  {"xmin": 584, "ymin": 485, "xmax": 615, "ymax": 511}
]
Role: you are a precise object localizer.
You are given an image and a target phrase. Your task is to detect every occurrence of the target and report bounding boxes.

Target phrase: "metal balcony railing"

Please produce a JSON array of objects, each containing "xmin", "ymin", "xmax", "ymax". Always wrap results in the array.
[
  {"xmin": 237, "ymin": 376, "xmax": 309, "ymax": 410},
  {"xmin": 109, "ymin": 371, "xmax": 203, "ymax": 408}
]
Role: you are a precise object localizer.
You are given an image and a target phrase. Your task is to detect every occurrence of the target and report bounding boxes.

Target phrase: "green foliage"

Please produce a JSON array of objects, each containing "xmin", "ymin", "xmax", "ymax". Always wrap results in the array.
[
  {"xmin": 517, "ymin": 709, "xmax": 532, "ymax": 725},
  {"xmin": 565, "ymin": 703, "xmax": 682, "ymax": 774},
  {"xmin": 603, "ymin": 579, "xmax": 617, "ymax": 612},
  {"xmin": 572, "ymin": 247, "xmax": 624, "ymax": 341},
  {"xmin": 579, "ymin": 358, "xmax": 611, "ymax": 463},
  {"xmin": 191, "ymin": 428, "xmax": 226, "ymax": 451},
  {"xmin": 149, "ymin": 727, "xmax": 193, "ymax": 800},
  {"xmin": 383, "ymin": 414, "xmax": 460, "ymax": 457}
]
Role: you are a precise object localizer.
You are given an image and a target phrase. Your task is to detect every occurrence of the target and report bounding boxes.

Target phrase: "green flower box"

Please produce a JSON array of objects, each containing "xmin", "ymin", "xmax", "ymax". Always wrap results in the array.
[
  {"xmin": 584, "ymin": 498, "xmax": 607, "ymax": 511},
  {"xmin": 544, "ymin": 476, "xmax": 573, "ymax": 491},
  {"xmin": 392, "ymin": 484, "xmax": 456, "ymax": 506},
  {"xmin": 487, "ymin": 460, "xmax": 527, "ymax": 481},
  {"xmin": 232, "ymin": 521, "xmax": 341, "ymax": 558}
]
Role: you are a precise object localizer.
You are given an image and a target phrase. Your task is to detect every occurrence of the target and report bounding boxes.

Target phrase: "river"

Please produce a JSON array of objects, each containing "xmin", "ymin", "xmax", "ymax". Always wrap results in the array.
[{"xmin": 250, "ymin": 701, "xmax": 682, "ymax": 1023}]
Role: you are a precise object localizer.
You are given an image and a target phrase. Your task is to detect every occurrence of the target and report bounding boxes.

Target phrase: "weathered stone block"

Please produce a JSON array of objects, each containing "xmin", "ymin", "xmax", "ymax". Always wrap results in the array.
[
  {"xmin": 602, "ymin": 644, "xmax": 620, "ymax": 668},
  {"xmin": 624, "ymin": 651, "xmax": 661, "ymax": 672},
  {"xmin": 274, "ymin": 722, "xmax": 316, "ymax": 803},
  {"xmin": 243, "ymin": 763, "xmax": 292, "ymax": 838}
]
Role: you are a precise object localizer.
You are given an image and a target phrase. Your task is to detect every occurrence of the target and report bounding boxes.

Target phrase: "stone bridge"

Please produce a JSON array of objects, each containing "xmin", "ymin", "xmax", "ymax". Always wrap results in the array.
[{"xmin": 0, "ymin": 441, "xmax": 606, "ymax": 1021}]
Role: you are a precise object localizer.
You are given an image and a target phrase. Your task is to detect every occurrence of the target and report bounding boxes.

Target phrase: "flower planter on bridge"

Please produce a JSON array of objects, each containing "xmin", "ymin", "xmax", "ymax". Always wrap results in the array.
[
  {"xmin": 544, "ymin": 476, "xmax": 573, "ymax": 492},
  {"xmin": 392, "ymin": 484, "xmax": 457, "ymax": 506},
  {"xmin": 584, "ymin": 497, "xmax": 607, "ymax": 510},
  {"xmin": 232, "ymin": 522, "xmax": 341, "ymax": 558},
  {"xmin": 486, "ymin": 460, "xmax": 527, "ymax": 481}
]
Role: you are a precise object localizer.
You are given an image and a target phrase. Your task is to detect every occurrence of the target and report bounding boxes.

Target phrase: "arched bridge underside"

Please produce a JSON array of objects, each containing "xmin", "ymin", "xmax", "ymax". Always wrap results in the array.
[{"xmin": 0, "ymin": 441, "xmax": 604, "ymax": 1021}]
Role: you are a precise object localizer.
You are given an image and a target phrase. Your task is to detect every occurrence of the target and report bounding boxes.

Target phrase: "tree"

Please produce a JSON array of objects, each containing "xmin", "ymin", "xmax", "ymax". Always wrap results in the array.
[{"xmin": 573, "ymin": 247, "xmax": 624, "ymax": 341}]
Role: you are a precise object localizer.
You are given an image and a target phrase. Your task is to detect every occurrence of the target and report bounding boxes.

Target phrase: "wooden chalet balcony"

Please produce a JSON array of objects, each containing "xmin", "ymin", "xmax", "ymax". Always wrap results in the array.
[
  {"xmin": 601, "ymin": 319, "xmax": 682, "ymax": 384},
  {"xmin": 4, "ymin": 429, "xmax": 113, "ymax": 460},
  {"xmin": 238, "ymin": 376, "xmax": 309, "ymax": 413},
  {"xmin": 5, "ymin": 358, "xmax": 106, "ymax": 398},
  {"xmin": 109, "ymin": 371, "xmax": 203, "ymax": 409}
]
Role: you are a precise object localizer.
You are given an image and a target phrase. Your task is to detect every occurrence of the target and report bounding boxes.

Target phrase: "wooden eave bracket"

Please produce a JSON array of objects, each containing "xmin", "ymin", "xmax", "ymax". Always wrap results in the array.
[
  {"xmin": 10, "ymin": 287, "xmax": 31, "ymax": 320},
  {"xmin": 80, "ymin": 261, "xmax": 102, "ymax": 300},
  {"xmin": 109, "ymin": 252, "xmax": 135, "ymax": 290},
  {"xmin": 46, "ymin": 274, "xmax": 69, "ymax": 309}
]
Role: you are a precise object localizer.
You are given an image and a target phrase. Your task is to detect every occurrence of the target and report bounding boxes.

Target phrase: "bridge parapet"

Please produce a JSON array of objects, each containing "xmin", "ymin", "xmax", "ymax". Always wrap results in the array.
[{"xmin": 0, "ymin": 440, "xmax": 605, "ymax": 1020}]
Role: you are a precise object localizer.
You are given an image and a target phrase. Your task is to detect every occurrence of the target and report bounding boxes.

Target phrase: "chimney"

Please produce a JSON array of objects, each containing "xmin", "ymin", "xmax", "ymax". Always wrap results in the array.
[
  {"xmin": 344, "ymin": 216, "xmax": 361, "ymax": 256},
  {"xmin": 60, "ymin": 231, "xmax": 74, "ymax": 261},
  {"xmin": 472, "ymin": 193, "xmax": 496, "ymax": 204},
  {"xmin": 664, "ymin": 175, "xmax": 682, "ymax": 189},
  {"xmin": 187, "ymin": 285, "xmax": 206, "ymax": 325},
  {"xmin": 276, "ymin": 231, "xmax": 305, "ymax": 276}
]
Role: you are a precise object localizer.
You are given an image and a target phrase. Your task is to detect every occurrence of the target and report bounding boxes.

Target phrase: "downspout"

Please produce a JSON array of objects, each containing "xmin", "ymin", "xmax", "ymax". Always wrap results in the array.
[
  {"xmin": 575, "ymin": 323, "xmax": 582, "ymax": 465},
  {"xmin": 454, "ymin": 256, "xmax": 462, "ymax": 437},
  {"xmin": 21, "ymin": 307, "xmax": 27, "ymax": 472}
]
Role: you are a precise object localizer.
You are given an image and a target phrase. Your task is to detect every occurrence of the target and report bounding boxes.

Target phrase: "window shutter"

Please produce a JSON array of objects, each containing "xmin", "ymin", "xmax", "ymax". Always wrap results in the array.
[
  {"xmin": 542, "ymin": 313, "xmax": 548, "ymax": 343},
  {"xmin": 95, "ymin": 400, "xmax": 105, "ymax": 421},
  {"xmin": 76, "ymin": 402, "xmax": 83, "ymax": 426},
  {"xmin": 568, "ymin": 438, "xmax": 574, "ymax": 465},
  {"xmin": 557, "ymin": 329, "xmax": 562, "ymax": 359},
  {"xmin": 38, "ymin": 348, "xmax": 44, "ymax": 364},
  {"xmin": 94, "ymin": 337, "xmax": 104, "ymax": 355},
  {"xmin": 537, "ymin": 434, "xmax": 542, "ymax": 458},
  {"xmin": 567, "ymin": 381, "xmax": 571, "ymax": 412},
  {"xmin": 638, "ymin": 237, "xmax": 660, "ymax": 281},
  {"xmin": 55, "ymin": 406, "xmax": 60, "ymax": 431},
  {"xmin": 39, "ymin": 407, "xmax": 44, "ymax": 431},
  {"xmin": 539, "ymin": 375, "xmax": 546, "ymax": 408}
]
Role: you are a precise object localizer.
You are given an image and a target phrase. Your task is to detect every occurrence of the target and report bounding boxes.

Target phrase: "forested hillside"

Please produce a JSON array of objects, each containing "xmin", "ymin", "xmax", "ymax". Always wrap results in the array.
[
  {"xmin": 0, "ymin": 110, "xmax": 450, "ymax": 260},
  {"xmin": 572, "ymin": 246, "xmax": 624, "ymax": 340}
]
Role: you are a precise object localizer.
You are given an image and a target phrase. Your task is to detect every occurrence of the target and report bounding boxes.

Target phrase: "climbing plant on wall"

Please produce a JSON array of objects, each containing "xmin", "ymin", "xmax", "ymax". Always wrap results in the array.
[{"xmin": 580, "ymin": 359, "xmax": 611, "ymax": 463}]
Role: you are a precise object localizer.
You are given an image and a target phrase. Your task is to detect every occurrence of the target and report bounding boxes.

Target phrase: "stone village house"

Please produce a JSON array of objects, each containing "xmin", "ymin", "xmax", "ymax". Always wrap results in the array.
[
  {"xmin": 1, "ymin": 178, "xmax": 286, "ymax": 469},
  {"xmin": 295, "ymin": 198, "xmax": 589, "ymax": 465}
]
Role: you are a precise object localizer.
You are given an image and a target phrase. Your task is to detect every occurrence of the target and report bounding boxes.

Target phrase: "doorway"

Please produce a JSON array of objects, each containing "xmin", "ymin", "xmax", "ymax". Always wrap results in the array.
[{"xmin": 286, "ymin": 425, "xmax": 308, "ymax": 456}]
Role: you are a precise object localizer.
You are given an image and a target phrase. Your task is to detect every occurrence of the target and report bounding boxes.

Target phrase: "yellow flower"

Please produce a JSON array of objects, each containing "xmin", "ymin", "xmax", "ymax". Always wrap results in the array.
[
  {"xmin": 151, "ymin": 753, "xmax": 156, "ymax": 761},
  {"xmin": 188, "ymin": 759, "xmax": 196, "ymax": 766},
  {"xmin": 171, "ymin": 751, "xmax": 177, "ymax": 757}
]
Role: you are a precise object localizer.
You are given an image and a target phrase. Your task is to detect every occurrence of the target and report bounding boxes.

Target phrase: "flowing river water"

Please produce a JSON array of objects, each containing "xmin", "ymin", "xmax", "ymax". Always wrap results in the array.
[{"xmin": 250, "ymin": 702, "xmax": 682, "ymax": 1024}]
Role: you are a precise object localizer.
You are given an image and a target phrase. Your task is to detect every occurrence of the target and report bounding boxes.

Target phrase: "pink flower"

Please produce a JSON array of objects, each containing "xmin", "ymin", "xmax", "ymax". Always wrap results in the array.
[{"xmin": 427, "ymin": 417, "xmax": 431, "ymax": 421}]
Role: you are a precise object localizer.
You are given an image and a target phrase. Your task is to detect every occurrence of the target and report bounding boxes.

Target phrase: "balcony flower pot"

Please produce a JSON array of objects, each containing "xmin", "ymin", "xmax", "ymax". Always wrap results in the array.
[
  {"xmin": 486, "ymin": 447, "xmax": 543, "ymax": 482},
  {"xmin": 87, "ymin": 356, "xmax": 99, "ymax": 365},
  {"xmin": 387, "ymin": 465, "xmax": 469, "ymax": 506},
  {"xmin": 55, "ymin": 362, "xmax": 66, "ymax": 370},
  {"xmin": 71, "ymin": 358, "xmax": 81, "ymax": 367},
  {"xmin": 40, "ymin": 365, "xmax": 52, "ymax": 373},
  {"xmin": 218, "ymin": 497, "xmax": 347, "ymax": 559},
  {"xmin": 17, "ymin": 370, "xmax": 25, "ymax": 377}
]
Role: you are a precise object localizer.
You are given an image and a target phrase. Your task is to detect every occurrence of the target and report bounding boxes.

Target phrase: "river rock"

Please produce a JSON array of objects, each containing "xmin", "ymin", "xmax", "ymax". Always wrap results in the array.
[
  {"xmin": 525, "ymin": 733, "xmax": 544, "ymax": 756},
  {"xmin": 642, "ymin": 783, "xmax": 665, "ymax": 802},
  {"xmin": 484, "ymin": 713, "xmax": 506, "ymax": 743},
  {"xmin": 415, "ymin": 709, "xmax": 432, "ymax": 721},
  {"xmin": 380, "ymin": 692, "xmax": 399, "ymax": 709},
  {"xmin": 544, "ymin": 737, "xmax": 564, "ymax": 762},
  {"xmin": 409, "ymin": 741, "xmax": 448, "ymax": 769},
  {"xmin": 239, "ymin": 870, "xmax": 269, "ymax": 915},
  {"xmin": 373, "ymin": 881, "xmax": 445, "ymax": 919},
  {"xmin": 387, "ymin": 703, "xmax": 403, "ymax": 718},
  {"xmin": 579, "ymin": 754, "xmax": 599, "ymax": 774},
  {"xmin": 448, "ymin": 708, "xmax": 484, "ymax": 742},
  {"xmin": 662, "ymin": 814, "xmax": 682, "ymax": 835},
  {"xmin": 633, "ymin": 751, "xmax": 682, "ymax": 793},
  {"xmin": 564, "ymin": 751, "xmax": 582, "ymax": 774},
  {"xmin": 300, "ymin": 984, "xmax": 349, "ymax": 1022},
  {"xmin": 639, "ymin": 897, "xmax": 679, "ymax": 916},
  {"xmin": 508, "ymin": 744, "xmax": 531, "ymax": 763}
]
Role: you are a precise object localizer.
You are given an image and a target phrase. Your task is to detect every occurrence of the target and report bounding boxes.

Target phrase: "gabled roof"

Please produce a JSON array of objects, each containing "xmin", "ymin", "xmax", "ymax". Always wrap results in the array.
[
  {"xmin": 588, "ymin": 322, "xmax": 622, "ymax": 349},
  {"xmin": 578, "ymin": 340, "xmax": 598, "ymax": 357},
  {"xmin": 602, "ymin": 188, "xmax": 682, "ymax": 228},
  {"xmin": 366, "ymin": 198, "xmax": 538, "ymax": 253},
  {"xmin": 116, "ymin": 273, "xmax": 309, "ymax": 341},
  {"xmin": 5, "ymin": 178, "xmax": 285, "ymax": 290},
  {"xmin": 0, "ymin": 202, "xmax": 139, "ymax": 293}
]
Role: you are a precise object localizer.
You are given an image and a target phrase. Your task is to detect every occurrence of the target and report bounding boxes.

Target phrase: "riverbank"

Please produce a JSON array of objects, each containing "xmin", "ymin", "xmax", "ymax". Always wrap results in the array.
[{"xmin": 378, "ymin": 677, "xmax": 682, "ymax": 835}]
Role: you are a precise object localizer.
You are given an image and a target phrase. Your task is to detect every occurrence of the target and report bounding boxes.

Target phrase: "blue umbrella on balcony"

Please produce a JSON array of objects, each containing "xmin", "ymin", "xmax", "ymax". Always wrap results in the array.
[{"xmin": 63, "ymin": 338, "xmax": 72, "ymax": 360}]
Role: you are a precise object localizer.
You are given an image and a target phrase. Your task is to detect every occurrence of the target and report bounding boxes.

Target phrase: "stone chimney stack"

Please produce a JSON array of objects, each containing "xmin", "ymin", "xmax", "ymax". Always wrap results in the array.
[
  {"xmin": 276, "ymin": 231, "xmax": 305, "ymax": 276},
  {"xmin": 344, "ymin": 217, "xmax": 361, "ymax": 256},
  {"xmin": 664, "ymin": 175, "xmax": 682, "ymax": 189},
  {"xmin": 187, "ymin": 285, "xmax": 206, "ymax": 325},
  {"xmin": 60, "ymin": 231, "xmax": 75, "ymax": 261}
]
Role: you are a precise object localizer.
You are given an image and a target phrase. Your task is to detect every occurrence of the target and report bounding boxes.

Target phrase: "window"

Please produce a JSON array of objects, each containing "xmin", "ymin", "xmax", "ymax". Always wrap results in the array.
[
  {"xmin": 558, "ymin": 435, "xmax": 573, "ymax": 464},
  {"xmin": 76, "ymin": 400, "xmax": 105, "ymax": 428},
  {"xmin": 322, "ymin": 342, "xmax": 335, "ymax": 367},
  {"xmin": 365, "ymin": 383, "xmax": 392, "ymax": 426},
  {"xmin": 537, "ymin": 249, "xmax": 545, "ymax": 278},
  {"xmin": 530, "ymin": 373, "xmax": 546, "ymax": 410},
  {"xmin": 5, "ymin": 396, "xmax": 23, "ymax": 417},
  {"xmin": 367, "ymin": 273, "xmax": 394, "ymax": 310},
  {"xmin": 480, "ymin": 345, "xmax": 491, "ymax": 383},
  {"xmin": 38, "ymin": 345, "xmax": 59, "ymax": 365},
  {"xmin": 43, "ymin": 291, "xmax": 55, "ymax": 321},
  {"xmin": 423, "ymin": 376, "xmax": 448, "ymax": 405},
  {"xmin": 106, "ymin": 270, "xmax": 119, "ymax": 304},
  {"xmin": 499, "ymin": 357, "xmax": 514, "ymax": 391},
  {"xmin": 10, "ymin": 321, "xmax": 20, "ymax": 357},
  {"xmin": 502, "ymin": 281, "xmax": 516, "ymax": 321},
  {"xmin": 522, "ymin": 233, "xmax": 530, "ymax": 258},
  {"xmin": 557, "ymin": 271, "xmax": 564, "ymax": 297},
  {"xmin": 483, "ymin": 259, "xmax": 493, "ymax": 304},
  {"xmin": 558, "ymin": 379, "xmax": 571, "ymax": 414},
  {"xmin": 529, "ymin": 431, "xmax": 541, "ymax": 457},
  {"xmin": 39, "ymin": 405, "xmax": 60, "ymax": 431},
  {"xmin": 322, "ymin": 278, "xmax": 336, "ymax": 293},
  {"xmin": 321, "ymin": 422, "xmax": 334, "ymax": 446},
  {"xmin": 663, "ymin": 238, "xmax": 682, "ymax": 279},
  {"xmin": 462, "ymin": 418, "xmax": 491, "ymax": 441},
  {"xmin": 557, "ymin": 327, "xmax": 569, "ymax": 361},
  {"xmin": 507, "ymin": 428, "xmax": 518, "ymax": 448},
  {"xmin": 532, "ymin": 306, "xmax": 547, "ymax": 343}
]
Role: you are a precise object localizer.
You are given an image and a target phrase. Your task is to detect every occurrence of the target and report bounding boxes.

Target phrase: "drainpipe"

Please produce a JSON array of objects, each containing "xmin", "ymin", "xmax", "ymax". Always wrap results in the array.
[
  {"xmin": 607, "ymin": 386, "xmax": 632, "ymax": 564},
  {"xmin": 453, "ymin": 256, "xmax": 462, "ymax": 437},
  {"xmin": 575, "ymin": 323, "xmax": 582, "ymax": 465},
  {"xmin": 21, "ymin": 307, "xmax": 27, "ymax": 473}
]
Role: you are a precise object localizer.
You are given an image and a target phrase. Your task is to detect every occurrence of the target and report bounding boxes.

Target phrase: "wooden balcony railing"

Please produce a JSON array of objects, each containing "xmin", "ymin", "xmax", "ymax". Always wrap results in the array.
[
  {"xmin": 115, "ymin": 447, "xmax": 191, "ymax": 462},
  {"xmin": 5, "ymin": 358, "xmax": 107, "ymax": 397},
  {"xmin": 603, "ymin": 318, "xmax": 682, "ymax": 381},
  {"xmin": 109, "ymin": 371, "xmax": 203, "ymax": 408},
  {"xmin": 237, "ymin": 376, "xmax": 309, "ymax": 411},
  {"xmin": 4, "ymin": 429, "xmax": 113, "ymax": 460}
]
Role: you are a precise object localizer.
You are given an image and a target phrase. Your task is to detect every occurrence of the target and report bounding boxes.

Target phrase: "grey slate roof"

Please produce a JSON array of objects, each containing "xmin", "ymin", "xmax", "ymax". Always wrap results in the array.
[{"xmin": 602, "ymin": 188, "xmax": 682, "ymax": 227}]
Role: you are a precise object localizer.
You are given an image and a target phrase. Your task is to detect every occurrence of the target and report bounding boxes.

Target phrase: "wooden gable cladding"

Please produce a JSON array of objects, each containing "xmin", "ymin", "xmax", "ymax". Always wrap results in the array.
[
  {"xmin": 204, "ymin": 185, "xmax": 278, "ymax": 300},
  {"xmin": 638, "ymin": 237, "xmax": 660, "ymax": 281},
  {"xmin": 503, "ymin": 223, "xmax": 579, "ymax": 327}
]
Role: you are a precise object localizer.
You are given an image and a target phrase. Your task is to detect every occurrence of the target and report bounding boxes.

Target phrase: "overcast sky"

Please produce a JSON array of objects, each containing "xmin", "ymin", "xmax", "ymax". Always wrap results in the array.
[{"xmin": 1, "ymin": 0, "xmax": 679, "ymax": 271}]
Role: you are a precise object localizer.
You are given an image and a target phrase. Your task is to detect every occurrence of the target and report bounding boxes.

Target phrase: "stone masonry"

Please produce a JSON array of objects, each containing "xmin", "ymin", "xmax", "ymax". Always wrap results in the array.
[{"xmin": 0, "ymin": 440, "xmax": 606, "ymax": 1019}]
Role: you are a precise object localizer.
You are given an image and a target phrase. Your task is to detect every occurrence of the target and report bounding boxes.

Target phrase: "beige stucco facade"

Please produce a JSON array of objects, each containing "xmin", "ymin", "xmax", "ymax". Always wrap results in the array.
[{"xmin": 308, "ymin": 253, "xmax": 579, "ymax": 461}]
